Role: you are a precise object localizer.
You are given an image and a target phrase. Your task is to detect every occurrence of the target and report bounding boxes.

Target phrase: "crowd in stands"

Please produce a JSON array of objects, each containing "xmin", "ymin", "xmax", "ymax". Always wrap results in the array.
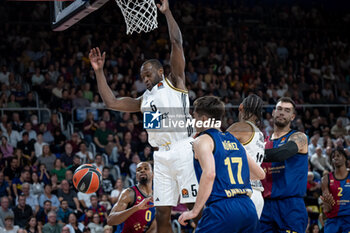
[{"xmin": 1, "ymin": 0, "xmax": 350, "ymax": 232}]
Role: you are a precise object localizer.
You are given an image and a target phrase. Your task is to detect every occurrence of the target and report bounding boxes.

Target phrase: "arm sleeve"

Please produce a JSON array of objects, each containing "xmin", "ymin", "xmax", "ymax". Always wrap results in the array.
[{"xmin": 264, "ymin": 141, "xmax": 299, "ymax": 162}]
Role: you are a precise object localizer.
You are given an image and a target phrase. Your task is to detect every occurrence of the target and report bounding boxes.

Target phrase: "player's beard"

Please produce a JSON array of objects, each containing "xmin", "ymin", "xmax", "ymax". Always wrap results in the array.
[
  {"xmin": 139, "ymin": 177, "xmax": 149, "ymax": 185},
  {"xmin": 274, "ymin": 117, "xmax": 290, "ymax": 128}
]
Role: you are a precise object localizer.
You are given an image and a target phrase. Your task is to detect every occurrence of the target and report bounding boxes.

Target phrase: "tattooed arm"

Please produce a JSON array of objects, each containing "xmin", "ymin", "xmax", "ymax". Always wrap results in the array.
[{"xmin": 288, "ymin": 132, "xmax": 308, "ymax": 154}]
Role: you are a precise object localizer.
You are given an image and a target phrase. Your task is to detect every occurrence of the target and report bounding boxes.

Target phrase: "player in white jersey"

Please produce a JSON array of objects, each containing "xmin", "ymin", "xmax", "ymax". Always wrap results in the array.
[
  {"xmin": 89, "ymin": 1, "xmax": 198, "ymax": 232},
  {"xmin": 227, "ymin": 94, "xmax": 265, "ymax": 218}
]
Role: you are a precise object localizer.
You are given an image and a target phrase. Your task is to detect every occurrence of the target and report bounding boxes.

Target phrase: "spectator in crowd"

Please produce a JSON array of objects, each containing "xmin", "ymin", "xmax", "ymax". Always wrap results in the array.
[
  {"xmin": 12, "ymin": 170, "xmax": 31, "ymax": 198},
  {"xmin": 0, "ymin": 197, "xmax": 14, "ymax": 228},
  {"xmin": 50, "ymin": 159, "xmax": 66, "ymax": 183},
  {"xmin": 30, "ymin": 172, "xmax": 44, "ymax": 200},
  {"xmin": 0, "ymin": 136, "xmax": 13, "ymax": 161},
  {"xmin": 26, "ymin": 216, "xmax": 41, "ymax": 233},
  {"xmin": 92, "ymin": 154, "xmax": 104, "ymax": 173},
  {"xmin": 82, "ymin": 112, "xmax": 99, "ymax": 146},
  {"xmin": 57, "ymin": 200, "xmax": 73, "ymax": 225},
  {"xmin": 37, "ymin": 145, "xmax": 56, "ymax": 172},
  {"xmin": 13, "ymin": 194, "xmax": 33, "ymax": 228},
  {"xmin": 310, "ymin": 147, "xmax": 333, "ymax": 176},
  {"xmin": 77, "ymin": 191, "xmax": 95, "ymax": 210},
  {"xmin": 57, "ymin": 180, "xmax": 82, "ymax": 213},
  {"xmin": 52, "ymin": 128, "xmax": 66, "ymax": 154},
  {"xmin": 73, "ymin": 90, "xmax": 90, "ymax": 123},
  {"xmin": 109, "ymin": 178, "xmax": 124, "ymax": 204},
  {"xmin": 87, "ymin": 214, "xmax": 103, "ymax": 233},
  {"xmin": 35, "ymin": 133, "xmax": 48, "ymax": 158},
  {"xmin": 3, "ymin": 157, "xmax": 20, "ymax": 184},
  {"xmin": 38, "ymin": 164, "xmax": 51, "ymax": 185},
  {"xmin": 21, "ymin": 122, "xmax": 37, "ymax": 141},
  {"xmin": 129, "ymin": 154, "xmax": 141, "ymax": 182},
  {"xmin": 11, "ymin": 113, "xmax": 23, "ymax": 132},
  {"xmin": 0, "ymin": 172, "xmax": 11, "ymax": 199},
  {"xmin": 308, "ymin": 135, "xmax": 320, "ymax": 158},
  {"xmin": 42, "ymin": 211, "xmax": 62, "ymax": 233},
  {"xmin": 36, "ymin": 200, "xmax": 53, "ymax": 228},
  {"xmin": 89, "ymin": 196, "xmax": 107, "ymax": 224},
  {"xmin": 67, "ymin": 133, "xmax": 81, "ymax": 155},
  {"xmin": 93, "ymin": 121, "xmax": 112, "ymax": 153},
  {"xmin": 38, "ymin": 123, "xmax": 54, "ymax": 145},
  {"xmin": 39, "ymin": 184, "xmax": 60, "ymax": 211},
  {"xmin": 60, "ymin": 143, "xmax": 75, "ymax": 168},
  {"xmin": 17, "ymin": 183, "xmax": 39, "ymax": 215},
  {"xmin": 49, "ymin": 174, "xmax": 60, "ymax": 196},
  {"xmin": 17, "ymin": 132, "xmax": 35, "ymax": 160},
  {"xmin": 64, "ymin": 170, "xmax": 74, "ymax": 189},
  {"xmin": 98, "ymin": 194, "xmax": 111, "ymax": 212},
  {"xmin": 0, "ymin": 216, "xmax": 19, "ymax": 233},
  {"xmin": 3, "ymin": 123, "xmax": 21, "ymax": 148},
  {"xmin": 104, "ymin": 134, "xmax": 120, "ymax": 164},
  {"xmin": 100, "ymin": 167, "xmax": 114, "ymax": 195},
  {"xmin": 67, "ymin": 155, "xmax": 82, "ymax": 173},
  {"xmin": 66, "ymin": 213, "xmax": 84, "ymax": 233},
  {"xmin": 76, "ymin": 142, "xmax": 93, "ymax": 164},
  {"xmin": 331, "ymin": 118, "xmax": 347, "ymax": 138}
]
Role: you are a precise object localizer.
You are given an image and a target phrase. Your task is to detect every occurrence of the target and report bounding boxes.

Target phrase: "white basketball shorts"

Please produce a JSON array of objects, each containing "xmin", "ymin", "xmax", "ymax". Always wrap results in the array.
[
  {"xmin": 153, "ymin": 137, "xmax": 198, "ymax": 206},
  {"xmin": 251, "ymin": 188, "xmax": 264, "ymax": 219}
]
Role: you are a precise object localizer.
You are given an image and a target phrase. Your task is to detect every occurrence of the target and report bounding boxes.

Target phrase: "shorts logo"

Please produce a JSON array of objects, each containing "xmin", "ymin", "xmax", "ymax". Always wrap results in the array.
[
  {"xmin": 182, "ymin": 189, "xmax": 189, "ymax": 198},
  {"xmin": 155, "ymin": 197, "xmax": 160, "ymax": 202},
  {"xmin": 137, "ymin": 196, "xmax": 142, "ymax": 201},
  {"xmin": 143, "ymin": 110, "xmax": 162, "ymax": 129}
]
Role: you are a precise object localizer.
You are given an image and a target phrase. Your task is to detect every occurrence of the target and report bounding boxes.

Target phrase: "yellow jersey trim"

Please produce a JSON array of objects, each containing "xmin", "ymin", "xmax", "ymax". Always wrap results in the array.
[
  {"xmin": 242, "ymin": 122, "xmax": 255, "ymax": 145},
  {"xmin": 164, "ymin": 78, "xmax": 188, "ymax": 94}
]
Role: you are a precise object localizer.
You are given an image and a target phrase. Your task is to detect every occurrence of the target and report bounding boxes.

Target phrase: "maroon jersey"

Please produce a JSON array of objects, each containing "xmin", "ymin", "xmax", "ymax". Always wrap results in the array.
[
  {"xmin": 120, "ymin": 186, "xmax": 155, "ymax": 233},
  {"xmin": 326, "ymin": 172, "xmax": 350, "ymax": 218}
]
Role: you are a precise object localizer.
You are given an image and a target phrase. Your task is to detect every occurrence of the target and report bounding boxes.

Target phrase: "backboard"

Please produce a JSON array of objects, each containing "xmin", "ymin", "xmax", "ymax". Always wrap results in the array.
[{"xmin": 51, "ymin": 0, "xmax": 109, "ymax": 31}]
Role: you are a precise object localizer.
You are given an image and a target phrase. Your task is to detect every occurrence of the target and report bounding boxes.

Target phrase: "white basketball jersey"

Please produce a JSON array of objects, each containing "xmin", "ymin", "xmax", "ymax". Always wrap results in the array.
[
  {"xmin": 141, "ymin": 77, "xmax": 193, "ymax": 148},
  {"xmin": 243, "ymin": 121, "xmax": 265, "ymax": 191}
]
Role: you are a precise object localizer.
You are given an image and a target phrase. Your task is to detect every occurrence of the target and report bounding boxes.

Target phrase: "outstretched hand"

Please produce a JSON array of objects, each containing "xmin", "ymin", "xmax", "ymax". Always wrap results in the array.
[
  {"xmin": 89, "ymin": 47, "xmax": 106, "ymax": 72},
  {"xmin": 136, "ymin": 197, "xmax": 154, "ymax": 210},
  {"xmin": 156, "ymin": 0, "xmax": 169, "ymax": 14},
  {"xmin": 321, "ymin": 192, "xmax": 335, "ymax": 206},
  {"xmin": 178, "ymin": 210, "xmax": 197, "ymax": 226}
]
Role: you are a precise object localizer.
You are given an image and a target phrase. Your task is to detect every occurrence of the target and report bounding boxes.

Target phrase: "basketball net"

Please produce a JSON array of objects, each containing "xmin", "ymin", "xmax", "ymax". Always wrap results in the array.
[{"xmin": 115, "ymin": 0, "xmax": 158, "ymax": 35}]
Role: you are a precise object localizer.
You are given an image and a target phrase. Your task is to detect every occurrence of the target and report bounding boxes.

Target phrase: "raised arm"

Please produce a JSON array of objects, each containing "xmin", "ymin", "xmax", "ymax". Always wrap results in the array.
[
  {"xmin": 107, "ymin": 188, "xmax": 153, "ymax": 226},
  {"xmin": 89, "ymin": 48, "xmax": 141, "ymax": 112},
  {"xmin": 157, "ymin": 0, "xmax": 186, "ymax": 90}
]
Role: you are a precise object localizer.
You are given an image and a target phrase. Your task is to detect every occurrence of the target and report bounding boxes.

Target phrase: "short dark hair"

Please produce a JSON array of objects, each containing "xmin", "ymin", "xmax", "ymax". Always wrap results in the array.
[
  {"xmin": 277, "ymin": 97, "xmax": 296, "ymax": 112},
  {"xmin": 330, "ymin": 147, "xmax": 348, "ymax": 161},
  {"xmin": 43, "ymin": 200, "xmax": 52, "ymax": 205},
  {"xmin": 141, "ymin": 59, "xmax": 163, "ymax": 71},
  {"xmin": 241, "ymin": 94, "xmax": 263, "ymax": 125},
  {"xmin": 193, "ymin": 96, "xmax": 225, "ymax": 121}
]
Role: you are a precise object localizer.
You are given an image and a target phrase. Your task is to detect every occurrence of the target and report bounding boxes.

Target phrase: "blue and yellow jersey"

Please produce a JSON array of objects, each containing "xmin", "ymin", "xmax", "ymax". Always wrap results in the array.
[
  {"xmin": 194, "ymin": 128, "xmax": 252, "ymax": 205},
  {"xmin": 261, "ymin": 130, "xmax": 308, "ymax": 199}
]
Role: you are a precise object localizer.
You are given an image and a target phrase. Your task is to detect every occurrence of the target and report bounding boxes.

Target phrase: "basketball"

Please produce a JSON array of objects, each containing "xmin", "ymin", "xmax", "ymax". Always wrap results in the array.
[{"xmin": 73, "ymin": 164, "xmax": 102, "ymax": 194}]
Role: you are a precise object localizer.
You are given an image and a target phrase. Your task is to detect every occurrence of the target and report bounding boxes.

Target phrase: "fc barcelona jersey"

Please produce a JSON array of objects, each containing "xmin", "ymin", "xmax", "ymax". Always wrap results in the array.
[
  {"xmin": 326, "ymin": 172, "xmax": 350, "ymax": 218},
  {"xmin": 194, "ymin": 128, "xmax": 252, "ymax": 206},
  {"xmin": 261, "ymin": 130, "xmax": 308, "ymax": 199},
  {"xmin": 118, "ymin": 186, "xmax": 155, "ymax": 233}
]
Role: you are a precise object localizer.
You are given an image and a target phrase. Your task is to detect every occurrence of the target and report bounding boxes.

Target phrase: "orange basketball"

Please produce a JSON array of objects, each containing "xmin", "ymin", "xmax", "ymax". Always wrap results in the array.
[{"xmin": 73, "ymin": 164, "xmax": 102, "ymax": 194}]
